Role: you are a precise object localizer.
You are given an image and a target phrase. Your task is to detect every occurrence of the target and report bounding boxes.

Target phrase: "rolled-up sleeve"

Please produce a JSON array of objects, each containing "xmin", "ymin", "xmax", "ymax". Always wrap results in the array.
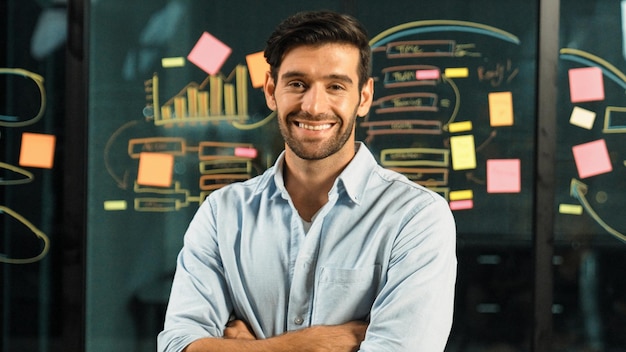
[
  {"xmin": 157, "ymin": 199, "xmax": 233, "ymax": 352},
  {"xmin": 359, "ymin": 195, "xmax": 457, "ymax": 352}
]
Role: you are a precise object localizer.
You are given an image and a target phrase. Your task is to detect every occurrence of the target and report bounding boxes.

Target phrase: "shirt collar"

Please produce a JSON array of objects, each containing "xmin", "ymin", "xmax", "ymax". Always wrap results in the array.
[
  {"xmin": 335, "ymin": 142, "xmax": 376, "ymax": 206},
  {"xmin": 265, "ymin": 142, "xmax": 376, "ymax": 205}
]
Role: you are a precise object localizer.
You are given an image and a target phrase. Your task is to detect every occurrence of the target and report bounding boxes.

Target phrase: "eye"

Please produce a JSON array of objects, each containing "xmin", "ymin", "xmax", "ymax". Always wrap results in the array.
[
  {"xmin": 329, "ymin": 83, "xmax": 346, "ymax": 91},
  {"xmin": 287, "ymin": 81, "xmax": 306, "ymax": 90}
]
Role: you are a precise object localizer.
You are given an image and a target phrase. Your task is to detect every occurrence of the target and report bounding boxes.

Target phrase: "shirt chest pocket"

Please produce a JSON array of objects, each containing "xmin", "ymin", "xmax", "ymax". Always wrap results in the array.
[{"xmin": 312, "ymin": 265, "xmax": 381, "ymax": 325}]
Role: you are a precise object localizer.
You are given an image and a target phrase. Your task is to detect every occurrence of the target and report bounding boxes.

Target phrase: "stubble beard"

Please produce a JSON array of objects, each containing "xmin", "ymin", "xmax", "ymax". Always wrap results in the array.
[{"xmin": 277, "ymin": 109, "xmax": 358, "ymax": 161}]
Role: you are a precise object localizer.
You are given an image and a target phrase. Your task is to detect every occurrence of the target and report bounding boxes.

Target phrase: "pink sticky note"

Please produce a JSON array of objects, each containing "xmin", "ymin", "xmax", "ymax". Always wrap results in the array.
[
  {"xmin": 137, "ymin": 152, "xmax": 174, "ymax": 187},
  {"xmin": 246, "ymin": 51, "xmax": 270, "ymax": 88},
  {"xmin": 568, "ymin": 67, "xmax": 605, "ymax": 103},
  {"xmin": 416, "ymin": 69, "xmax": 440, "ymax": 80},
  {"xmin": 19, "ymin": 132, "xmax": 56, "ymax": 169},
  {"xmin": 449, "ymin": 199, "xmax": 473, "ymax": 211},
  {"xmin": 187, "ymin": 32, "xmax": 232, "ymax": 75},
  {"xmin": 234, "ymin": 147, "xmax": 258, "ymax": 159},
  {"xmin": 487, "ymin": 159, "xmax": 521, "ymax": 193},
  {"xmin": 572, "ymin": 139, "xmax": 612, "ymax": 178}
]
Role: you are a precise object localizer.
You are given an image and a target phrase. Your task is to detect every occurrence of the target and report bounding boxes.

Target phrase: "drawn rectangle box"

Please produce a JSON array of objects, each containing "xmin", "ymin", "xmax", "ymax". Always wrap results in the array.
[
  {"xmin": 603, "ymin": 106, "xmax": 626, "ymax": 133},
  {"xmin": 361, "ymin": 119, "xmax": 442, "ymax": 136},
  {"xmin": 128, "ymin": 137, "xmax": 186, "ymax": 158},
  {"xmin": 134, "ymin": 198, "xmax": 179, "ymax": 212},
  {"xmin": 198, "ymin": 141, "xmax": 254, "ymax": 160},
  {"xmin": 387, "ymin": 167, "xmax": 449, "ymax": 186},
  {"xmin": 199, "ymin": 174, "xmax": 250, "ymax": 191},
  {"xmin": 381, "ymin": 148, "xmax": 450, "ymax": 167},
  {"xmin": 385, "ymin": 40, "xmax": 456, "ymax": 58},
  {"xmin": 133, "ymin": 181, "xmax": 179, "ymax": 193},
  {"xmin": 200, "ymin": 159, "xmax": 252, "ymax": 174}
]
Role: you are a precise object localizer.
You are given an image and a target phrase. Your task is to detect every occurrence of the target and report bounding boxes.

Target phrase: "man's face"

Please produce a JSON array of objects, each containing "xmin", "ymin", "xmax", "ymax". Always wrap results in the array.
[{"xmin": 264, "ymin": 43, "xmax": 373, "ymax": 161}]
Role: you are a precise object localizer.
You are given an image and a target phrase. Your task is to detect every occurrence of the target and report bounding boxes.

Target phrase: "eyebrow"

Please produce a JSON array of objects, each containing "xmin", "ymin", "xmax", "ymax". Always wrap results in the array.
[{"xmin": 280, "ymin": 71, "xmax": 354, "ymax": 85}]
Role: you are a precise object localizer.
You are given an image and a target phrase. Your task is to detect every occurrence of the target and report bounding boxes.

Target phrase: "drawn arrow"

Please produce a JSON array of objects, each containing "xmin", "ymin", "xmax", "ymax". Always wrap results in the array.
[
  {"xmin": 560, "ymin": 48, "xmax": 626, "ymax": 91},
  {"xmin": 104, "ymin": 120, "xmax": 140, "ymax": 189},
  {"xmin": 369, "ymin": 20, "xmax": 520, "ymax": 48},
  {"xmin": 570, "ymin": 178, "xmax": 626, "ymax": 243}
]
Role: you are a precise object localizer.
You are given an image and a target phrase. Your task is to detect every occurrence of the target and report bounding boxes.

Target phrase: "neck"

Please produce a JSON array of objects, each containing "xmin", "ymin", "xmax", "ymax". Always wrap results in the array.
[{"xmin": 283, "ymin": 144, "xmax": 355, "ymax": 221}]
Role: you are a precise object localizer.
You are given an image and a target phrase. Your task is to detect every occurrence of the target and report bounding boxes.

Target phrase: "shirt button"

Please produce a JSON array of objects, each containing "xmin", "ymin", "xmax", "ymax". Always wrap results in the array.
[{"xmin": 294, "ymin": 316, "xmax": 304, "ymax": 325}]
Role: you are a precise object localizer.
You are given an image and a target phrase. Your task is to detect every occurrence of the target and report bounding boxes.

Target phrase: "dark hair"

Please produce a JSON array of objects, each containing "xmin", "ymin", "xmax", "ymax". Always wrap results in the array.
[{"xmin": 264, "ymin": 10, "xmax": 371, "ymax": 89}]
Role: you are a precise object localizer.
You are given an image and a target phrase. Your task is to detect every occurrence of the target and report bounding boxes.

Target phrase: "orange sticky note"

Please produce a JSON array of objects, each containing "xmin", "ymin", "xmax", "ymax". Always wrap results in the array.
[
  {"xmin": 488, "ymin": 91, "xmax": 514, "ymax": 126},
  {"xmin": 246, "ymin": 51, "xmax": 270, "ymax": 88},
  {"xmin": 137, "ymin": 152, "xmax": 174, "ymax": 187},
  {"xmin": 187, "ymin": 32, "xmax": 232, "ymax": 75},
  {"xmin": 19, "ymin": 132, "xmax": 56, "ymax": 169},
  {"xmin": 487, "ymin": 159, "xmax": 521, "ymax": 193},
  {"xmin": 572, "ymin": 139, "xmax": 612, "ymax": 178},
  {"xmin": 568, "ymin": 67, "xmax": 605, "ymax": 103}
]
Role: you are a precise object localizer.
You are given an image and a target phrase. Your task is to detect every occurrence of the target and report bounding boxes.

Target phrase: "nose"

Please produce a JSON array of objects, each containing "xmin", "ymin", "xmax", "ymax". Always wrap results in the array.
[{"xmin": 300, "ymin": 84, "xmax": 329, "ymax": 116}]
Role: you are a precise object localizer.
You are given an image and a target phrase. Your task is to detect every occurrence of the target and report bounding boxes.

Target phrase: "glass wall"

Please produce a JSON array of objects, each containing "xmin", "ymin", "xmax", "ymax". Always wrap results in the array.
[
  {"xmin": 2, "ymin": 1, "xmax": 625, "ymax": 352},
  {"xmin": 553, "ymin": 1, "xmax": 626, "ymax": 350},
  {"xmin": 85, "ymin": 1, "xmax": 539, "ymax": 351},
  {"xmin": 1, "ymin": 0, "xmax": 72, "ymax": 351}
]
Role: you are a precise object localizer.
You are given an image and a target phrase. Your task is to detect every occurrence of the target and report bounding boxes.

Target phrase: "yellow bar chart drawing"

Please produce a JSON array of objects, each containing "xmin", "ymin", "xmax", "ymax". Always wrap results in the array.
[{"xmin": 145, "ymin": 65, "xmax": 250, "ymax": 126}]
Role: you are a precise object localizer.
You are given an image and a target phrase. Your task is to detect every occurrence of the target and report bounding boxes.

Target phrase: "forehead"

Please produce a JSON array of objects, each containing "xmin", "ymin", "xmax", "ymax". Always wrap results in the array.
[{"xmin": 278, "ymin": 43, "xmax": 360, "ymax": 78}]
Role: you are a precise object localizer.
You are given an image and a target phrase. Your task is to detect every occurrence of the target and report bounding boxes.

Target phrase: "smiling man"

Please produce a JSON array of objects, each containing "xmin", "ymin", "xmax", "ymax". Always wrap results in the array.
[{"xmin": 158, "ymin": 10, "xmax": 457, "ymax": 352}]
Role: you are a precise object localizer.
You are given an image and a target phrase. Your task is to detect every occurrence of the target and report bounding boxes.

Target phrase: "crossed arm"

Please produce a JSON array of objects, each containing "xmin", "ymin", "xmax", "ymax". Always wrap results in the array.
[{"xmin": 183, "ymin": 320, "xmax": 367, "ymax": 352}]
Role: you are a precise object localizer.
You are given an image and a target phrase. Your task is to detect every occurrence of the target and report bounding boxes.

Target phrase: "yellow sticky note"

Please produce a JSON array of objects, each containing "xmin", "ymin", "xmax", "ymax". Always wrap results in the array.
[
  {"xmin": 444, "ymin": 67, "xmax": 469, "ymax": 78},
  {"xmin": 104, "ymin": 200, "xmax": 128, "ymax": 211},
  {"xmin": 450, "ymin": 135, "xmax": 476, "ymax": 170},
  {"xmin": 449, "ymin": 189, "xmax": 473, "ymax": 201},
  {"xmin": 489, "ymin": 91, "xmax": 514, "ymax": 126},
  {"xmin": 162, "ymin": 57, "xmax": 186, "ymax": 68},
  {"xmin": 137, "ymin": 152, "xmax": 174, "ymax": 187},
  {"xmin": 246, "ymin": 51, "xmax": 270, "ymax": 88},
  {"xmin": 19, "ymin": 132, "xmax": 56, "ymax": 169},
  {"xmin": 448, "ymin": 121, "xmax": 473, "ymax": 133},
  {"xmin": 559, "ymin": 204, "xmax": 583, "ymax": 215}
]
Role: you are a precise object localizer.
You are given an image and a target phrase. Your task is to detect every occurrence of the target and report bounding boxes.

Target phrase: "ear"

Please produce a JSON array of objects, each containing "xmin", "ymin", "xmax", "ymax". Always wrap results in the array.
[
  {"xmin": 356, "ymin": 77, "xmax": 374, "ymax": 117},
  {"xmin": 263, "ymin": 71, "xmax": 277, "ymax": 111}
]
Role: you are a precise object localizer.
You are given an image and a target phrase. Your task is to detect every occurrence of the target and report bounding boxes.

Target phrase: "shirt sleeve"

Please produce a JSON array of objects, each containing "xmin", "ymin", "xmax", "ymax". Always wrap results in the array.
[
  {"xmin": 157, "ymin": 199, "xmax": 234, "ymax": 352},
  {"xmin": 359, "ymin": 194, "xmax": 457, "ymax": 352}
]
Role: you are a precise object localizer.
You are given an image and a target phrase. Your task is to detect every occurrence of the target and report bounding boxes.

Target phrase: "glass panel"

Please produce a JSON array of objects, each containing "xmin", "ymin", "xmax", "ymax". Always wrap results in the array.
[
  {"xmin": 1, "ymin": 0, "xmax": 68, "ymax": 350},
  {"xmin": 555, "ymin": 1, "xmax": 626, "ymax": 350},
  {"xmin": 86, "ymin": 1, "xmax": 538, "ymax": 351}
]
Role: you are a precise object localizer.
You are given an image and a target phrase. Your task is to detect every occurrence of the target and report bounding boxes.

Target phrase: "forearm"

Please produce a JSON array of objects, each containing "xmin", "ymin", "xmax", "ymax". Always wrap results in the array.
[
  {"xmin": 183, "ymin": 337, "xmax": 281, "ymax": 352},
  {"xmin": 184, "ymin": 321, "xmax": 367, "ymax": 352}
]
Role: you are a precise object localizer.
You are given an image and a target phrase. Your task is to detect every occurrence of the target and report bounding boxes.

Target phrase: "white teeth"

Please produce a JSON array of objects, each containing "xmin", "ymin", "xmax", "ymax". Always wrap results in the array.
[{"xmin": 298, "ymin": 122, "xmax": 332, "ymax": 131}]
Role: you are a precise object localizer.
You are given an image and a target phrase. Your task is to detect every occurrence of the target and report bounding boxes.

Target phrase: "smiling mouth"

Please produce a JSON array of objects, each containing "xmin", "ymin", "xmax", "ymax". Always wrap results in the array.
[{"xmin": 297, "ymin": 122, "xmax": 333, "ymax": 131}]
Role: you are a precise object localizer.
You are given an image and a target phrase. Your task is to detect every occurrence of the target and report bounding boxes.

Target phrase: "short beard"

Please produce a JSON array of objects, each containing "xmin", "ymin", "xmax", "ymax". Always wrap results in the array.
[{"xmin": 278, "ymin": 109, "xmax": 357, "ymax": 160}]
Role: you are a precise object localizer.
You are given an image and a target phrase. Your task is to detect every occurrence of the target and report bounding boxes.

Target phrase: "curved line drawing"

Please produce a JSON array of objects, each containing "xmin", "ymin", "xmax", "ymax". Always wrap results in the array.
[
  {"xmin": 231, "ymin": 111, "xmax": 276, "ymax": 130},
  {"xmin": 441, "ymin": 75, "xmax": 461, "ymax": 130},
  {"xmin": 0, "ymin": 205, "xmax": 50, "ymax": 264},
  {"xmin": 560, "ymin": 48, "xmax": 626, "ymax": 90},
  {"xmin": 0, "ymin": 68, "xmax": 46, "ymax": 127},
  {"xmin": 0, "ymin": 161, "xmax": 35, "ymax": 185},
  {"xmin": 104, "ymin": 120, "xmax": 140, "ymax": 189},
  {"xmin": 570, "ymin": 178, "xmax": 626, "ymax": 243},
  {"xmin": 369, "ymin": 20, "xmax": 521, "ymax": 48}
]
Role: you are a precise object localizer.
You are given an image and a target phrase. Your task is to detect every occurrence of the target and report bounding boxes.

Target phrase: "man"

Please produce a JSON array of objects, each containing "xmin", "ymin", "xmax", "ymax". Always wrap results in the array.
[{"xmin": 158, "ymin": 10, "xmax": 457, "ymax": 352}]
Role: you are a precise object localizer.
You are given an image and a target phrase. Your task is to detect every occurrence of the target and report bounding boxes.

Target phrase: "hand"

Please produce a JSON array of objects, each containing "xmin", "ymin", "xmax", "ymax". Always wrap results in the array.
[
  {"xmin": 224, "ymin": 319, "xmax": 256, "ymax": 340},
  {"xmin": 284, "ymin": 320, "xmax": 368, "ymax": 352}
]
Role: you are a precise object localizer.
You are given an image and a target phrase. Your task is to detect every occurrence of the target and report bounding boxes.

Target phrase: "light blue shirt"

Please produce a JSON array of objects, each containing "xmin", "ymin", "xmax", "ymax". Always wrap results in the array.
[{"xmin": 158, "ymin": 142, "xmax": 457, "ymax": 352}]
